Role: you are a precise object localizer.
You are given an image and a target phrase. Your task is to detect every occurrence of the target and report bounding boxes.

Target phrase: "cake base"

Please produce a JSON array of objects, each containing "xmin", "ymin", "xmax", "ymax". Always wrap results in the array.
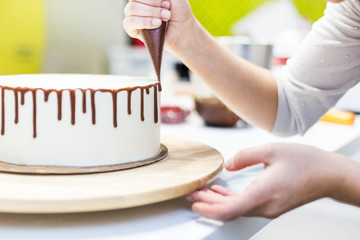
[
  {"xmin": 0, "ymin": 136, "xmax": 223, "ymax": 214},
  {"xmin": 0, "ymin": 144, "xmax": 168, "ymax": 175}
]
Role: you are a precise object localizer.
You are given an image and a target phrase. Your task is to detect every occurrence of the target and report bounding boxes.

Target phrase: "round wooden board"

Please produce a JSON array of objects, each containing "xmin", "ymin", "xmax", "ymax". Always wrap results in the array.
[{"xmin": 0, "ymin": 136, "xmax": 223, "ymax": 214}]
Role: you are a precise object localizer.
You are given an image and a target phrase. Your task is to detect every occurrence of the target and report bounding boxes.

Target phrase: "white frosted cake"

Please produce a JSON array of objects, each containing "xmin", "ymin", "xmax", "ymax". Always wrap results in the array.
[{"xmin": 0, "ymin": 74, "xmax": 161, "ymax": 167}]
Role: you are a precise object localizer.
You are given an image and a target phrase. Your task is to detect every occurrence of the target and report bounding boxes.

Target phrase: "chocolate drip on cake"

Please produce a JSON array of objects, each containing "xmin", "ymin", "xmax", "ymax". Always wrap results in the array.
[
  {"xmin": 81, "ymin": 90, "xmax": 87, "ymax": 114},
  {"xmin": 154, "ymin": 85, "xmax": 158, "ymax": 124},
  {"xmin": 14, "ymin": 90, "xmax": 19, "ymax": 124},
  {"xmin": 127, "ymin": 90, "xmax": 133, "ymax": 115},
  {"xmin": 31, "ymin": 90, "xmax": 37, "ymax": 138},
  {"xmin": 140, "ymin": 88, "xmax": 145, "ymax": 122},
  {"xmin": 44, "ymin": 90, "xmax": 51, "ymax": 102},
  {"xmin": 20, "ymin": 90, "xmax": 26, "ymax": 105},
  {"xmin": 0, "ymin": 83, "xmax": 160, "ymax": 138},
  {"xmin": 70, "ymin": 90, "xmax": 76, "ymax": 125},
  {"xmin": 56, "ymin": 91, "xmax": 63, "ymax": 121},
  {"xmin": 112, "ymin": 91, "xmax": 118, "ymax": 128},
  {"xmin": 90, "ymin": 90, "xmax": 96, "ymax": 125}
]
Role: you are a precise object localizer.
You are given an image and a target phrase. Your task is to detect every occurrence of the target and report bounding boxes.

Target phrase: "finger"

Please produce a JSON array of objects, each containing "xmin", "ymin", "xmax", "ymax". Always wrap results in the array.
[
  {"xmin": 123, "ymin": 16, "xmax": 162, "ymax": 37},
  {"xmin": 125, "ymin": 2, "xmax": 163, "ymax": 18},
  {"xmin": 129, "ymin": 0, "xmax": 163, "ymax": 7},
  {"xmin": 186, "ymin": 188, "xmax": 226, "ymax": 204},
  {"xmin": 185, "ymin": 187, "xmax": 206, "ymax": 202},
  {"xmin": 192, "ymin": 202, "xmax": 238, "ymax": 221},
  {"xmin": 225, "ymin": 145, "xmax": 274, "ymax": 171},
  {"xmin": 209, "ymin": 185, "xmax": 235, "ymax": 196},
  {"xmin": 161, "ymin": 0, "xmax": 171, "ymax": 10},
  {"xmin": 190, "ymin": 189, "xmax": 267, "ymax": 221}
]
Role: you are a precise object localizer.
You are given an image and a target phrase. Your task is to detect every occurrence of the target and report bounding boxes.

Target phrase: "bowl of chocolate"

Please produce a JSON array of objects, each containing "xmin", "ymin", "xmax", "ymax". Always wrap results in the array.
[{"xmin": 195, "ymin": 97, "xmax": 240, "ymax": 127}]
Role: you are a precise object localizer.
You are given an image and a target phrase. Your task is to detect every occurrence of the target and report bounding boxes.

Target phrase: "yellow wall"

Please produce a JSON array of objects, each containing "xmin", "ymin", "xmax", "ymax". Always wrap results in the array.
[
  {"xmin": 189, "ymin": 0, "xmax": 326, "ymax": 36},
  {"xmin": 0, "ymin": 0, "xmax": 44, "ymax": 75}
]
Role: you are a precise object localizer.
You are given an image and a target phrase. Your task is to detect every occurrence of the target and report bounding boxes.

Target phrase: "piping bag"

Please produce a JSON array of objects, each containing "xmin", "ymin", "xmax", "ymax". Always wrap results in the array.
[{"xmin": 141, "ymin": 22, "xmax": 167, "ymax": 82}]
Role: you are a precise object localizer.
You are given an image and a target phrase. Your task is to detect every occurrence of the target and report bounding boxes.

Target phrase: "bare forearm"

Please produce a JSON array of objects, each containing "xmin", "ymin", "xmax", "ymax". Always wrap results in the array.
[
  {"xmin": 168, "ymin": 21, "xmax": 278, "ymax": 131},
  {"xmin": 331, "ymin": 155, "xmax": 360, "ymax": 206}
]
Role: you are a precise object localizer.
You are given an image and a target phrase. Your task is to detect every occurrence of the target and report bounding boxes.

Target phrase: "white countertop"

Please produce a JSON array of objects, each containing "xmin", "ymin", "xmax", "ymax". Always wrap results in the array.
[{"xmin": 1, "ymin": 111, "xmax": 360, "ymax": 240}]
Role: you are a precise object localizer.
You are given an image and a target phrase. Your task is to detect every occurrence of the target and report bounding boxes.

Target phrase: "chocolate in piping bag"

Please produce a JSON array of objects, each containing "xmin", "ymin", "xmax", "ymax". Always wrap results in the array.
[{"xmin": 141, "ymin": 22, "xmax": 167, "ymax": 82}]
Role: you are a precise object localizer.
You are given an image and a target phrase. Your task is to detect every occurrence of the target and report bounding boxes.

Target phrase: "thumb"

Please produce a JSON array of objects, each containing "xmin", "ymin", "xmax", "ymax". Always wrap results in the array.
[{"xmin": 225, "ymin": 145, "xmax": 273, "ymax": 171}]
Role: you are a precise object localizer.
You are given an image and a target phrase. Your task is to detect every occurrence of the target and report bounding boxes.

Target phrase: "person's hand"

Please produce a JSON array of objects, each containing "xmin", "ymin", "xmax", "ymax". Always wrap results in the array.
[
  {"xmin": 186, "ymin": 143, "xmax": 349, "ymax": 221},
  {"xmin": 123, "ymin": 0, "xmax": 196, "ymax": 51}
]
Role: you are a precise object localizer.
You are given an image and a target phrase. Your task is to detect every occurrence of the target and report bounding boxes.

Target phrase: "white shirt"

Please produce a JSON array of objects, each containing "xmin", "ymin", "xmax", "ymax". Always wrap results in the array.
[{"xmin": 273, "ymin": 0, "xmax": 360, "ymax": 136}]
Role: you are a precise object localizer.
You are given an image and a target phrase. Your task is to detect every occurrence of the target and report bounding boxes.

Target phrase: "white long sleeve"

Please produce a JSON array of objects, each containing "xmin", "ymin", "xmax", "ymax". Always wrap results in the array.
[{"xmin": 273, "ymin": 0, "xmax": 360, "ymax": 136}]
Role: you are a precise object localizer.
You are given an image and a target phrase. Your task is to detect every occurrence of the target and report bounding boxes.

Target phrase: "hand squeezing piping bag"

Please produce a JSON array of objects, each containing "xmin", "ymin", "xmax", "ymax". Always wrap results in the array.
[{"xmin": 141, "ymin": 22, "xmax": 167, "ymax": 82}]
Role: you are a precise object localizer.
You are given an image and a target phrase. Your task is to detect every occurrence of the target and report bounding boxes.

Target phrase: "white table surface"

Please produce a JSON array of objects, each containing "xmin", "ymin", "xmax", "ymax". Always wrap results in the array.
[{"xmin": 1, "ymin": 111, "xmax": 360, "ymax": 240}]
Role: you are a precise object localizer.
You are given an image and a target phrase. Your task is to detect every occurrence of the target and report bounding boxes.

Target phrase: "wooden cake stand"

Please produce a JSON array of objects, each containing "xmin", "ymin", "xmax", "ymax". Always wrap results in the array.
[{"xmin": 0, "ymin": 136, "xmax": 224, "ymax": 214}]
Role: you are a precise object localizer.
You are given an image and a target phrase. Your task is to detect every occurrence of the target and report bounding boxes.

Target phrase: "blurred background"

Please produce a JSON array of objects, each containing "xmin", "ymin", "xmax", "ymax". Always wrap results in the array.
[
  {"xmin": 0, "ymin": 0, "xmax": 126, "ymax": 75},
  {"xmin": 0, "ymin": 0, "xmax": 327, "ymax": 75},
  {"xmin": 1, "ymin": 0, "xmax": 358, "ymax": 116}
]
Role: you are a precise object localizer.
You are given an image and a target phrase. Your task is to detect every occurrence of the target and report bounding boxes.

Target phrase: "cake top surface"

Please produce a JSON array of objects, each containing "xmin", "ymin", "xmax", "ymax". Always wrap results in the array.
[{"xmin": 0, "ymin": 74, "xmax": 158, "ymax": 90}]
